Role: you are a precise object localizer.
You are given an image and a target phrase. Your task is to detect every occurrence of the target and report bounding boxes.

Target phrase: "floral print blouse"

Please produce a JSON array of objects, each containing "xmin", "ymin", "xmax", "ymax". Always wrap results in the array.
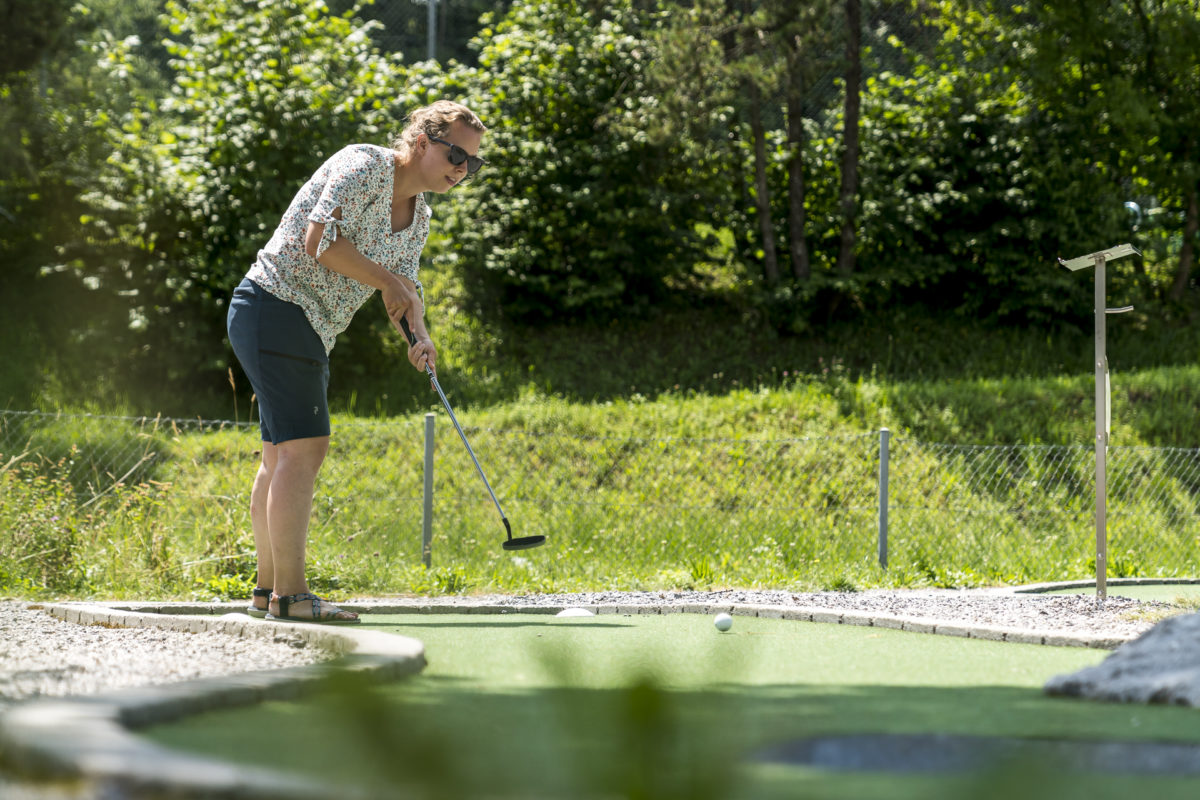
[{"xmin": 247, "ymin": 143, "xmax": 431, "ymax": 354}]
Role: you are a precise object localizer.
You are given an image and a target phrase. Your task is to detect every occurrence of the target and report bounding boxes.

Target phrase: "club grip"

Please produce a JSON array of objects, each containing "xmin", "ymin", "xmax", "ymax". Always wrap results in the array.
[{"xmin": 398, "ymin": 315, "xmax": 417, "ymax": 346}]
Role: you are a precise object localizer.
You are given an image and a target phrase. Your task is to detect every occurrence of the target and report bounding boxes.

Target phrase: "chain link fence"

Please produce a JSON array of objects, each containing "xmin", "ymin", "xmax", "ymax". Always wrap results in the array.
[
  {"xmin": 887, "ymin": 440, "xmax": 1200, "ymax": 584},
  {"xmin": 3, "ymin": 409, "xmax": 1199, "ymax": 591}
]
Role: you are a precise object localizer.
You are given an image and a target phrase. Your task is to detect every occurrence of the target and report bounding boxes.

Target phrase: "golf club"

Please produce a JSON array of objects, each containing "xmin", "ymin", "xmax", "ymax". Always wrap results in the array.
[{"xmin": 400, "ymin": 316, "xmax": 546, "ymax": 551}]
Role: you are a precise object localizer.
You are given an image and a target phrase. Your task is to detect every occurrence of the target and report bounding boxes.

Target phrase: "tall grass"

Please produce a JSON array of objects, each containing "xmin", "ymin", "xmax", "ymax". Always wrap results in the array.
[{"xmin": 4, "ymin": 360, "xmax": 1200, "ymax": 601}]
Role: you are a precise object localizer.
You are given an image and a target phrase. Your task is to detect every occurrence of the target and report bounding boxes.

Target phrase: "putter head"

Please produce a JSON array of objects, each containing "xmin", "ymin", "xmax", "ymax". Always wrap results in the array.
[{"xmin": 503, "ymin": 535, "xmax": 547, "ymax": 551}]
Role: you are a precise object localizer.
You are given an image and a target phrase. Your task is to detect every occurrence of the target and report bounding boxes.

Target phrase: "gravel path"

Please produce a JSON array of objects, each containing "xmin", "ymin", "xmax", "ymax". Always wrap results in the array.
[
  {"xmin": 0, "ymin": 601, "xmax": 325, "ymax": 708},
  {"xmin": 0, "ymin": 602, "xmax": 336, "ymax": 799}
]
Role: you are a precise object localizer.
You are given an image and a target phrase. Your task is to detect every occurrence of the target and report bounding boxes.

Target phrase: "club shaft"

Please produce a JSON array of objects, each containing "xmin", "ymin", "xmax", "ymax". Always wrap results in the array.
[
  {"xmin": 426, "ymin": 366, "xmax": 508, "ymax": 521},
  {"xmin": 399, "ymin": 315, "xmax": 509, "ymax": 528}
]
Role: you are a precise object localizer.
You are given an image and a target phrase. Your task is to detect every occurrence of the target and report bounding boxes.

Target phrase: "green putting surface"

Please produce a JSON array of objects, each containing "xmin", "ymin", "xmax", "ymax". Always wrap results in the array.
[
  {"xmin": 142, "ymin": 614, "xmax": 1200, "ymax": 800},
  {"xmin": 360, "ymin": 612, "xmax": 1098, "ymax": 689},
  {"xmin": 1044, "ymin": 583, "xmax": 1200, "ymax": 603}
]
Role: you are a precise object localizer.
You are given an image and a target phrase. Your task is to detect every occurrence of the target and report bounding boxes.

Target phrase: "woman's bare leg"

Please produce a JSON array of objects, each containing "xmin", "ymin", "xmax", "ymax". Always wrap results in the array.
[
  {"xmin": 263, "ymin": 435, "xmax": 355, "ymax": 621},
  {"xmin": 248, "ymin": 443, "xmax": 278, "ymax": 613}
]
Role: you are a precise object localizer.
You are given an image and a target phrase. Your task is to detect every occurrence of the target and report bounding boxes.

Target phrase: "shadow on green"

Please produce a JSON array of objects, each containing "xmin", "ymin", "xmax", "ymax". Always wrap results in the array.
[
  {"xmin": 145, "ymin": 678, "xmax": 1200, "ymax": 800},
  {"xmin": 142, "ymin": 615, "xmax": 1200, "ymax": 799}
]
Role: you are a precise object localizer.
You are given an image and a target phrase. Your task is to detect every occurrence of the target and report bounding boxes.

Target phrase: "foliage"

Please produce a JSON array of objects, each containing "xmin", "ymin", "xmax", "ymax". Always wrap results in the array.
[
  {"xmin": 332, "ymin": 0, "xmax": 516, "ymax": 66},
  {"xmin": 0, "ymin": 458, "xmax": 87, "ymax": 594},
  {"xmin": 634, "ymin": 0, "xmax": 812, "ymax": 289},
  {"xmin": 0, "ymin": 0, "xmax": 76, "ymax": 78},
  {"xmin": 850, "ymin": 39, "xmax": 1127, "ymax": 323},
  {"xmin": 441, "ymin": 0, "xmax": 718, "ymax": 324},
  {"xmin": 752, "ymin": 4, "xmax": 1139, "ymax": 331},
  {"xmin": 70, "ymin": 0, "xmax": 421, "ymax": 405},
  {"xmin": 935, "ymin": 0, "xmax": 1200, "ymax": 308},
  {"xmin": 0, "ymin": 0, "xmax": 170, "ymax": 408},
  {"xmin": 6, "ymin": 0, "xmax": 1200, "ymax": 413}
]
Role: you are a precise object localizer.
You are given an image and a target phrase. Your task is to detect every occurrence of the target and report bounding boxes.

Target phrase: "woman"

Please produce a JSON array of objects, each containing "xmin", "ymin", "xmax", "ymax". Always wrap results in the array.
[{"xmin": 226, "ymin": 100, "xmax": 486, "ymax": 623}]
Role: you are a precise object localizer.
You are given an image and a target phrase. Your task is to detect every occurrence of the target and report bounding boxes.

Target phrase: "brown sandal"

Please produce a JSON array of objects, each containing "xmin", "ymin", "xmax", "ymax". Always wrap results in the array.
[
  {"xmin": 245, "ymin": 586, "xmax": 271, "ymax": 619},
  {"xmin": 265, "ymin": 592, "xmax": 360, "ymax": 625}
]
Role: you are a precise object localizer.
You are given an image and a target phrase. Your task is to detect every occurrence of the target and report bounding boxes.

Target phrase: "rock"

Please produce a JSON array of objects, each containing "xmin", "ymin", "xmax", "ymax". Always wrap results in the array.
[{"xmin": 1045, "ymin": 612, "xmax": 1200, "ymax": 706}]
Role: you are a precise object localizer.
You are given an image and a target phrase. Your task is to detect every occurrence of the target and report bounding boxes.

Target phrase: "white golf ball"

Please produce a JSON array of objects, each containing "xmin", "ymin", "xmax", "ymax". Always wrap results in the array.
[{"xmin": 714, "ymin": 613, "xmax": 733, "ymax": 632}]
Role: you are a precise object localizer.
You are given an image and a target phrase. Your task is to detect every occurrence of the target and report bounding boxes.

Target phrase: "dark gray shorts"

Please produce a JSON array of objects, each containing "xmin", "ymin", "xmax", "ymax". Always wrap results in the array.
[{"xmin": 226, "ymin": 277, "xmax": 330, "ymax": 444}]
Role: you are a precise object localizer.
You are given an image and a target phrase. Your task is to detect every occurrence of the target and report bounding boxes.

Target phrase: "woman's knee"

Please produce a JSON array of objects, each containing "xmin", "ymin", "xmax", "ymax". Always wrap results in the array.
[{"xmin": 275, "ymin": 436, "xmax": 330, "ymax": 476}]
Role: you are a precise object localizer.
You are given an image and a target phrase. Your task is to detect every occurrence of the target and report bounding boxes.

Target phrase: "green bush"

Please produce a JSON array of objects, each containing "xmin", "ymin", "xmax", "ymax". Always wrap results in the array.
[
  {"xmin": 443, "ymin": 0, "xmax": 716, "ymax": 324},
  {"xmin": 72, "ymin": 0, "xmax": 420, "ymax": 408}
]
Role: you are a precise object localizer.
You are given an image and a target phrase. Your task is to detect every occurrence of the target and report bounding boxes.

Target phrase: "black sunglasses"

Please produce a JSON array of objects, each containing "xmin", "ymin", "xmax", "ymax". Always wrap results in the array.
[{"xmin": 428, "ymin": 135, "xmax": 485, "ymax": 176}]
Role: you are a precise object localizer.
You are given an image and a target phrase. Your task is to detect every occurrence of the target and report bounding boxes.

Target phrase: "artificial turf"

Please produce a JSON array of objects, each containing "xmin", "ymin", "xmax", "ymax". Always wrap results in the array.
[{"xmin": 142, "ymin": 613, "xmax": 1200, "ymax": 799}]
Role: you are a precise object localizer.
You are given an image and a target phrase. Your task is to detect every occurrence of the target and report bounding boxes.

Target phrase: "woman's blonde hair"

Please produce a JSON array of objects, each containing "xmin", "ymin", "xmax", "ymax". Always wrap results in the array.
[{"xmin": 392, "ymin": 100, "xmax": 486, "ymax": 156}]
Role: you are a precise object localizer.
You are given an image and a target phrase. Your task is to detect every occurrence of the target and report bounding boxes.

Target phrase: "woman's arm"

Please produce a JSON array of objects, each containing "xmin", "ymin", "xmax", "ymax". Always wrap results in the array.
[{"xmin": 305, "ymin": 214, "xmax": 436, "ymax": 373}]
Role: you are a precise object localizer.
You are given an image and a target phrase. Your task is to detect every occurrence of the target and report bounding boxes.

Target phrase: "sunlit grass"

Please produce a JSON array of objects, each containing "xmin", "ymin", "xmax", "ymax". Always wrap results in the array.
[{"xmin": 4, "ymin": 363, "xmax": 1200, "ymax": 601}]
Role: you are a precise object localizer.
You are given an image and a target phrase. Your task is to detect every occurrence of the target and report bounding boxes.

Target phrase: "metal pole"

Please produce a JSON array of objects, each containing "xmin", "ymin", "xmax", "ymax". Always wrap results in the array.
[
  {"xmin": 1059, "ymin": 243, "xmax": 1137, "ymax": 604},
  {"xmin": 422, "ymin": 412, "xmax": 435, "ymax": 568},
  {"xmin": 427, "ymin": 0, "xmax": 437, "ymax": 61},
  {"xmin": 878, "ymin": 427, "xmax": 890, "ymax": 569},
  {"xmin": 1094, "ymin": 258, "xmax": 1108, "ymax": 602}
]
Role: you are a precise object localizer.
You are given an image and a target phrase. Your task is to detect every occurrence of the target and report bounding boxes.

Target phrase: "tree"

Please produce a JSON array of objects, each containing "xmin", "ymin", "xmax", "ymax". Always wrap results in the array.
[
  {"xmin": 777, "ymin": 0, "xmax": 843, "ymax": 281},
  {"xmin": 443, "ymin": 0, "xmax": 716, "ymax": 324},
  {"xmin": 835, "ymin": 0, "xmax": 862, "ymax": 276},
  {"xmin": 0, "ymin": 0, "xmax": 119, "ymax": 405},
  {"xmin": 968, "ymin": 0, "xmax": 1200, "ymax": 307},
  {"xmin": 848, "ymin": 2, "xmax": 1128, "ymax": 323},
  {"xmin": 74, "ymin": 0, "xmax": 418, "ymax": 404},
  {"xmin": 727, "ymin": 1, "xmax": 783, "ymax": 286},
  {"xmin": 643, "ymin": 0, "xmax": 869, "ymax": 297},
  {"xmin": 0, "ymin": 0, "xmax": 74, "ymax": 78},
  {"xmin": 638, "ymin": 0, "xmax": 791, "ymax": 287}
]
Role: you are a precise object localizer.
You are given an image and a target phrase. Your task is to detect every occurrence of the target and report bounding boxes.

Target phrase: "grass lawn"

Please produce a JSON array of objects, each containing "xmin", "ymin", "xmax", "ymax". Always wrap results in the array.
[{"xmin": 141, "ymin": 614, "xmax": 1200, "ymax": 799}]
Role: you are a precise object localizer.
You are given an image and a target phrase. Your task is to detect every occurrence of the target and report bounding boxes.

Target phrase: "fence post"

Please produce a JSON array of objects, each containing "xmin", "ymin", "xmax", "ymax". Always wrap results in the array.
[
  {"xmin": 422, "ymin": 412, "xmax": 435, "ymax": 568},
  {"xmin": 878, "ymin": 427, "xmax": 890, "ymax": 569}
]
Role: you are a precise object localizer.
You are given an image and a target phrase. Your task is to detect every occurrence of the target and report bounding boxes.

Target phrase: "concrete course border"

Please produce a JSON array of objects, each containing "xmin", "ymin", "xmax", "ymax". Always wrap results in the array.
[
  {"xmin": 0, "ymin": 603, "xmax": 425, "ymax": 800},
  {"xmin": 1014, "ymin": 577, "xmax": 1200, "ymax": 594},
  {"xmin": 84, "ymin": 594, "xmax": 1141, "ymax": 649},
  {"xmin": 0, "ymin": 586, "xmax": 1159, "ymax": 798}
]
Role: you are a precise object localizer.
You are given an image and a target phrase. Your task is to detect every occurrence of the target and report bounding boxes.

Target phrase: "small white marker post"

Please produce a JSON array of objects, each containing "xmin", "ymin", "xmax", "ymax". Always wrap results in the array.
[{"xmin": 1059, "ymin": 244, "xmax": 1139, "ymax": 602}]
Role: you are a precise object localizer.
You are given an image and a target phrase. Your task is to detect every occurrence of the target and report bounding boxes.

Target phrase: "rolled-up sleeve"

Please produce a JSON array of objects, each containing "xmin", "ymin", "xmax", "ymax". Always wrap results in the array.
[{"xmin": 311, "ymin": 216, "xmax": 344, "ymax": 260}]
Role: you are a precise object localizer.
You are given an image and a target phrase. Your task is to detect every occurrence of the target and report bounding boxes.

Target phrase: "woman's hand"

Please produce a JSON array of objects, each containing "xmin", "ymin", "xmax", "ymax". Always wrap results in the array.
[
  {"xmin": 406, "ymin": 331, "xmax": 437, "ymax": 374},
  {"xmin": 380, "ymin": 279, "xmax": 436, "ymax": 374}
]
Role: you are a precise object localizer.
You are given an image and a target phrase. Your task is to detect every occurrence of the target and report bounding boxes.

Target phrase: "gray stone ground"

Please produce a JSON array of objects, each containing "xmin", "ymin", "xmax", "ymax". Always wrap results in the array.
[
  {"xmin": 0, "ymin": 778, "xmax": 125, "ymax": 800},
  {"xmin": 483, "ymin": 588, "xmax": 1165, "ymax": 639},
  {"xmin": 0, "ymin": 600, "xmax": 331, "ymax": 800},
  {"xmin": 0, "ymin": 601, "xmax": 324, "ymax": 707}
]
